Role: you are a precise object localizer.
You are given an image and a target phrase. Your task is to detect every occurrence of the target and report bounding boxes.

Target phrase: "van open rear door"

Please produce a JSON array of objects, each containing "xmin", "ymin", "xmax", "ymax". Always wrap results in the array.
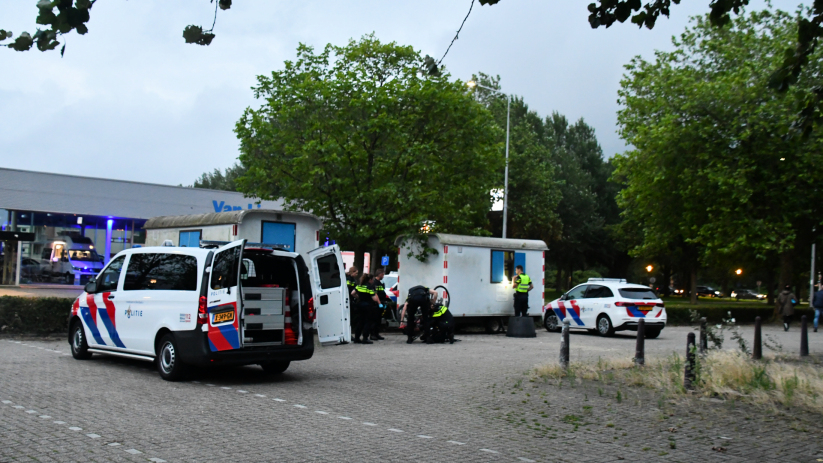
[
  {"xmin": 307, "ymin": 245, "xmax": 351, "ymax": 345},
  {"xmin": 206, "ymin": 239, "xmax": 246, "ymax": 352}
]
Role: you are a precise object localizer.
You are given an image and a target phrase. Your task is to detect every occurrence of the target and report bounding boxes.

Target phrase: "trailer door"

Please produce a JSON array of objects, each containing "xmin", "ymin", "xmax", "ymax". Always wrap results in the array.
[
  {"xmin": 307, "ymin": 245, "xmax": 351, "ymax": 345},
  {"xmin": 206, "ymin": 239, "xmax": 246, "ymax": 352}
]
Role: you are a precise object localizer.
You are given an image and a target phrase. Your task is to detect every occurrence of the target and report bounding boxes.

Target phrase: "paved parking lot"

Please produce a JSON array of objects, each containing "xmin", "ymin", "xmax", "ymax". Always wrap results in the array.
[{"xmin": 1, "ymin": 325, "xmax": 821, "ymax": 462}]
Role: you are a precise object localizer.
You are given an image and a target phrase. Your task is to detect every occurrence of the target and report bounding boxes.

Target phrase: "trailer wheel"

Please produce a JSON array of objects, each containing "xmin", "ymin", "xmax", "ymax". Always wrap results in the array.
[{"xmin": 484, "ymin": 317, "xmax": 503, "ymax": 334}]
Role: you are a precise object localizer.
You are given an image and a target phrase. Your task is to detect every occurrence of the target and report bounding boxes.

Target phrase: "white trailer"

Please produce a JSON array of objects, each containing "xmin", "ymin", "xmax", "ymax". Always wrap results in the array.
[
  {"xmin": 143, "ymin": 209, "xmax": 322, "ymax": 260},
  {"xmin": 395, "ymin": 233, "xmax": 548, "ymax": 332}
]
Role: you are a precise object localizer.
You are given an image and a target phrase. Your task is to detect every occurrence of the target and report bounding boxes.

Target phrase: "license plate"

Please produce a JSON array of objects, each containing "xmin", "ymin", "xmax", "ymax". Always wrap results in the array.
[{"xmin": 213, "ymin": 311, "xmax": 235, "ymax": 324}]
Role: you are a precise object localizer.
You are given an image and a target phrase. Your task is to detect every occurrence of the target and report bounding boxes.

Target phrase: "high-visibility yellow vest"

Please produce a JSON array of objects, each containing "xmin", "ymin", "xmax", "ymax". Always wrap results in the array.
[
  {"xmin": 432, "ymin": 305, "xmax": 448, "ymax": 317},
  {"xmin": 355, "ymin": 285, "xmax": 374, "ymax": 295},
  {"xmin": 516, "ymin": 274, "xmax": 531, "ymax": 293}
]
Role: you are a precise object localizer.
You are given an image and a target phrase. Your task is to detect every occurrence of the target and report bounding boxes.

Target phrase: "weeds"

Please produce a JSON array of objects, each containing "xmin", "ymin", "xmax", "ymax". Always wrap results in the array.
[{"xmin": 533, "ymin": 351, "xmax": 823, "ymax": 413}]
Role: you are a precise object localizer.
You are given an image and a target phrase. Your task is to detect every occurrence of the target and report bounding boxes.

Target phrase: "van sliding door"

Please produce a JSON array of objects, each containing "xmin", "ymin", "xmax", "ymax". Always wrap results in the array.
[{"xmin": 206, "ymin": 239, "xmax": 246, "ymax": 352}]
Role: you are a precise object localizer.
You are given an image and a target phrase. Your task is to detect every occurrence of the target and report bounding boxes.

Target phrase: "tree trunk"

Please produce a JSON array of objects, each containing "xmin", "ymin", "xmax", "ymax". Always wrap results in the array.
[
  {"xmin": 690, "ymin": 266, "xmax": 698, "ymax": 305},
  {"xmin": 661, "ymin": 264, "xmax": 672, "ymax": 297},
  {"xmin": 370, "ymin": 247, "xmax": 380, "ymax": 277},
  {"xmin": 555, "ymin": 267, "xmax": 563, "ymax": 293},
  {"xmin": 353, "ymin": 244, "xmax": 367, "ymax": 279},
  {"xmin": 766, "ymin": 265, "xmax": 776, "ymax": 306}
]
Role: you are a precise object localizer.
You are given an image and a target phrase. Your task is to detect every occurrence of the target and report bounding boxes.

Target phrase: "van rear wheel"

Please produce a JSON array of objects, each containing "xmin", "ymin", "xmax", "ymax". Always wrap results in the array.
[
  {"xmin": 156, "ymin": 334, "xmax": 188, "ymax": 381},
  {"xmin": 260, "ymin": 361, "xmax": 290, "ymax": 375}
]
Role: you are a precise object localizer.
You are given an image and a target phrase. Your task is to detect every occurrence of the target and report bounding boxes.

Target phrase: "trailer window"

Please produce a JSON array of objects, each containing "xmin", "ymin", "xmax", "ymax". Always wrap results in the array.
[
  {"xmin": 179, "ymin": 230, "xmax": 201, "ymax": 248},
  {"xmin": 124, "ymin": 253, "xmax": 198, "ymax": 291},
  {"xmin": 491, "ymin": 250, "xmax": 514, "ymax": 284}
]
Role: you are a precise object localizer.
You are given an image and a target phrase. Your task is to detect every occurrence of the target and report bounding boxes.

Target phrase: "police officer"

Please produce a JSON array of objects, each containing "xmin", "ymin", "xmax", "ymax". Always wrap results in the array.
[
  {"xmin": 352, "ymin": 273, "xmax": 381, "ymax": 344},
  {"xmin": 345, "ymin": 266, "xmax": 359, "ymax": 332},
  {"xmin": 402, "ymin": 285, "xmax": 438, "ymax": 344},
  {"xmin": 371, "ymin": 268, "xmax": 393, "ymax": 341},
  {"xmin": 428, "ymin": 300, "xmax": 455, "ymax": 344},
  {"xmin": 512, "ymin": 265, "xmax": 533, "ymax": 317}
]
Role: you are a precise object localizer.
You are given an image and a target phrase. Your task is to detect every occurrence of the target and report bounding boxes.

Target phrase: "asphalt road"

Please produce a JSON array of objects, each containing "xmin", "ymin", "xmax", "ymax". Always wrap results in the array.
[{"xmin": 1, "ymin": 325, "xmax": 821, "ymax": 462}]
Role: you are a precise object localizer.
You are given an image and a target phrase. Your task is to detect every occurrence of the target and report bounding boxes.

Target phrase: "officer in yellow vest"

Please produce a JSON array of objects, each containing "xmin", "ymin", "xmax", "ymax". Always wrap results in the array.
[
  {"xmin": 427, "ymin": 301, "xmax": 455, "ymax": 344},
  {"xmin": 512, "ymin": 265, "xmax": 533, "ymax": 317}
]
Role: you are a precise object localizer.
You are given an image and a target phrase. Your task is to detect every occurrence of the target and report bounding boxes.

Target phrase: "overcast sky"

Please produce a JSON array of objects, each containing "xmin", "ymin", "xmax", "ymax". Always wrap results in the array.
[{"xmin": 0, "ymin": 0, "xmax": 798, "ymax": 186}]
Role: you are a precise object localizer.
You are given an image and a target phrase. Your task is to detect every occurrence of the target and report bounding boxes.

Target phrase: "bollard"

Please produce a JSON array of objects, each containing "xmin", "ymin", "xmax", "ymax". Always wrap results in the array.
[
  {"xmin": 752, "ymin": 316, "xmax": 762, "ymax": 360},
  {"xmin": 801, "ymin": 315, "xmax": 809, "ymax": 358},
  {"xmin": 699, "ymin": 317, "xmax": 708, "ymax": 355},
  {"xmin": 684, "ymin": 332, "xmax": 696, "ymax": 390},
  {"xmin": 559, "ymin": 319, "xmax": 570, "ymax": 368},
  {"xmin": 634, "ymin": 319, "xmax": 645, "ymax": 366}
]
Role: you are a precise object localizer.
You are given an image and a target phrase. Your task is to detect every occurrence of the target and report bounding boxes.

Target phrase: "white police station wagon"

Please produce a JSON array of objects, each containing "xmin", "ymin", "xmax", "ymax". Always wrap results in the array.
[
  {"xmin": 67, "ymin": 239, "xmax": 351, "ymax": 380},
  {"xmin": 542, "ymin": 278, "xmax": 666, "ymax": 338}
]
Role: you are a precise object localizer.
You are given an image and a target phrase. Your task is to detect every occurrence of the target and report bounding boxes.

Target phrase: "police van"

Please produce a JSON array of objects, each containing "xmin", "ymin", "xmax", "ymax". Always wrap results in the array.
[
  {"xmin": 67, "ymin": 239, "xmax": 350, "ymax": 380},
  {"xmin": 33, "ymin": 236, "xmax": 105, "ymax": 285},
  {"xmin": 542, "ymin": 278, "xmax": 667, "ymax": 338}
]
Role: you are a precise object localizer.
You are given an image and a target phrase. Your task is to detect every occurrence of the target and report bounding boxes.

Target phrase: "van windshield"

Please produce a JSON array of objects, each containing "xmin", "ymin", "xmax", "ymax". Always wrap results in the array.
[{"xmin": 68, "ymin": 249, "xmax": 100, "ymax": 262}]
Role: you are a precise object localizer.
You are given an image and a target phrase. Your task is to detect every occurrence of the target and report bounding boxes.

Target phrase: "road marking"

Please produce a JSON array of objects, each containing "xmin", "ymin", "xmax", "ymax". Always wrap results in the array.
[
  {"xmin": 273, "ymin": 398, "xmax": 286, "ymax": 402},
  {"xmin": 518, "ymin": 457, "xmax": 536, "ymax": 462},
  {"xmin": 86, "ymin": 433, "xmax": 101, "ymax": 439},
  {"xmin": 480, "ymin": 449, "xmax": 499, "ymax": 454},
  {"xmin": 12, "ymin": 405, "xmax": 24, "ymax": 409},
  {"xmin": 1, "ymin": 400, "xmax": 11, "ymax": 404},
  {"xmin": 238, "ymin": 390, "xmax": 248, "ymax": 394},
  {"xmin": 26, "ymin": 410, "xmax": 37, "ymax": 414},
  {"xmin": 221, "ymin": 387, "xmax": 232, "ymax": 390},
  {"xmin": 54, "ymin": 421, "xmax": 66, "ymax": 425},
  {"xmin": 338, "ymin": 416, "xmax": 353, "ymax": 420},
  {"xmin": 68, "ymin": 427, "xmax": 82, "ymax": 431},
  {"xmin": 108, "ymin": 443, "xmax": 121, "ymax": 446},
  {"xmin": 205, "ymin": 384, "xmax": 215, "ymax": 387},
  {"xmin": 39, "ymin": 415, "xmax": 52, "ymax": 419},
  {"xmin": 149, "ymin": 458, "xmax": 167, "ymax": 462},
  {"xmin": 417, "ymin": 435, "xmax": 433, "ymax": 439},
  {"xmin": 388, "ymin": 428, "xmax": 404, "ymax": 433},
  {"xmin": 294, "ymin": 404, "xmax": 307, "ymax": 409},
  {"xmin": 125, "ymin": 449, "xmax": 142, "ymax": 455},
  {"xmin": 315, "ymin": 411, "xmax": 329, "ymax": 415},
  {"xmin": 363, "ymin": 422, "xmax": 377, "ymax": 426},
  {"xmin": 255, "ymin": 394, "xmax": 266, "ymax": 398},
  {"xmin": 448, "ymin": 441, "xmax": 466, "ymax": 445}
]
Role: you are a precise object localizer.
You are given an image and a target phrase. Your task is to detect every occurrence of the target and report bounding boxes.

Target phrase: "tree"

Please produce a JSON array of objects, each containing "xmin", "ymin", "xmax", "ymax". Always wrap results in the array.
[
  {"xmin": 191, "ymin": 162, "xmax": 250, "ymax": 192},
  {"xmin": 614, "ymin": 8, "xmax": 823, "ymax": 305},
  {"xmin": 235, "ymin": 35, "xmax": 502, "ymax": 271}
]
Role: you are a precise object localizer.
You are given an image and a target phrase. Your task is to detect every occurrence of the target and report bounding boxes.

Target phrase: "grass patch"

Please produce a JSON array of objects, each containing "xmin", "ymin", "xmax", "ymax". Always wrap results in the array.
[{"xmin": 533, "ymin": 351, "xmax": 823, "ymax": 413}]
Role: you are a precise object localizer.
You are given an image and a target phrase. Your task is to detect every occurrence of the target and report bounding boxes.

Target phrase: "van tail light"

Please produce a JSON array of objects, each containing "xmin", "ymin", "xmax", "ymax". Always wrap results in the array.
[
  {"xmin": 307, "ymin": 297, "xmax": 315, "ymax": 322},
  {"xmin": 197, "ymin": 296, "xmax": 208, "ymax": 325}
]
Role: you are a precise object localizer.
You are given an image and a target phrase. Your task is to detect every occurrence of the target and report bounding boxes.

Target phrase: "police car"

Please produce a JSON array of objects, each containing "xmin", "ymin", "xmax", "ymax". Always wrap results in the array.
[
  {"xmin": 542, "ymin": 278, "xmax": 666, "ymax": 338},
  {"xmin": 67, "ymin": 240, "xmax": 350, "ymax": 380}
]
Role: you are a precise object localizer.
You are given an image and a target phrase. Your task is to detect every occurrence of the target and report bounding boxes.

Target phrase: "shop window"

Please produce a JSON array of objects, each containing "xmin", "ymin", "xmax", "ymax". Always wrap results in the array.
[{"xmin": 490, "ymin": 250, "xmax": 514, "ymax": 284}]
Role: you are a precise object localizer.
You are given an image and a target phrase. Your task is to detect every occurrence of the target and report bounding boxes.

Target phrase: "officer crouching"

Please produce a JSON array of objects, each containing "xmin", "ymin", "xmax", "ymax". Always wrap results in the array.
[{"xmin": 427, "ymin": 300, "xmax": 455, "ymax": 344}]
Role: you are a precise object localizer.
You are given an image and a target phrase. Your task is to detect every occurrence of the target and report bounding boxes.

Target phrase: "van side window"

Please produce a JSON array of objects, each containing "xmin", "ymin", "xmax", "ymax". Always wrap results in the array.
[
  {"xmin": 124, "ymin": 253, "xmax": 198, "ymax": 291},
  {"xmin": 211, "ymin": 246, "xmax": 240, "ymax": 290},
  {"xmin": 316, "ymin": 254, "xmax": 341, "ymax": 289},
  {"xmin": 96, "ymin": 256, "xmax": 126, "ymax": 293}
]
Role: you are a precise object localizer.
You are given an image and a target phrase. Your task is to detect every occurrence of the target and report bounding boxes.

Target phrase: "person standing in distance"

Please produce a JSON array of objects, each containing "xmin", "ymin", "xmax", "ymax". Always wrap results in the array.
[
  {"xmin": 404, "ymin": 285, "xmax": 438, "ymax": 344},
  {"xmin": 776, "ymin": 284, "xmax": 797, "ymax": 331},
  {"xmin": 512, "ymin": 265, "xmax": 533, "ymax": 317},
  {"xmin": 345, "ymin": 266, "xmax": 359, "ymax": 333},
  {"xmin": 812, "ymin": 283, "xmax": 823, "ymax": 333},
  {"xmin": 352, "ymin": 273, "xmax": 380, "ymax": 344},
  {"xmin": 371, "ymin": 268, "xmax": 391, "ymax": 341}
]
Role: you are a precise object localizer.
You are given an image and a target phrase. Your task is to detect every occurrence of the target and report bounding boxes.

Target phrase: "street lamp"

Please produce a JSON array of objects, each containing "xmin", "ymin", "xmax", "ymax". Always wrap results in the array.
[
  {"xmin": 645, "ymin": 265, "xmax": 654, "ymax": 273},
  {"xmin": 735, "ymin": 268, "xmax": 743, "ymax": 276},
  {"xmin": 468, "ymin": 79, "xmax": 511, "ymax": 239}
]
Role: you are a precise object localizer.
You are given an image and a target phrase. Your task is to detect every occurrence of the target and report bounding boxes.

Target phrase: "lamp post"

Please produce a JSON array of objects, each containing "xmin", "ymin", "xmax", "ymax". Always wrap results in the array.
[{"xmin": 467, "ymin": 80, "xmax": 511, "ymax": 239}]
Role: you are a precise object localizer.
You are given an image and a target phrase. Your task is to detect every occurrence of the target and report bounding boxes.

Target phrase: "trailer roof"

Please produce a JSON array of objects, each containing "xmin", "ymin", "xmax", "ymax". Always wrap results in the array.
[
  {"xmin": 143, "ymin": 209, "xmax": 322, "ymax": 230},
  {"xmin": 395, "ymin": 233, "xmax": 548, "ymax": 251}
]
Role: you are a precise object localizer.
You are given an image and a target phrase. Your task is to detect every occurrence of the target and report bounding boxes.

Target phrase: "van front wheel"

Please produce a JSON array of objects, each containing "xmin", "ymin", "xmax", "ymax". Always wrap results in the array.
[
  {"xmin": 70, "ymin": 321, "xmax": 92, "ymax": 360},
  {"xmin": 260, "ymin": 361, "xmax": 290, "ymax": 375},
  {"xmin": 156, "ymin": 334, "xmax": 188, "ymax": 381}
]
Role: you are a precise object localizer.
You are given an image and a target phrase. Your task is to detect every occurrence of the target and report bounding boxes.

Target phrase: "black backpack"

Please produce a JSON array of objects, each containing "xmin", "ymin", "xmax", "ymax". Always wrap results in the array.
[{"xmin": 408, "ymin": 285, "xmax": 429, "ymax": 303}]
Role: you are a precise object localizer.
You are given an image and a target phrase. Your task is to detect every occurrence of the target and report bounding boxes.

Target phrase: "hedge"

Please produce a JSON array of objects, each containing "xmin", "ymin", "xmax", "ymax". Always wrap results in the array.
[
  {"xmin": 0, "ymin": 296, "xmax": 75, "ymax": 334},
  {"xmin": 666, "ymin": 306, "xmax": 816, "ymax": 325}
]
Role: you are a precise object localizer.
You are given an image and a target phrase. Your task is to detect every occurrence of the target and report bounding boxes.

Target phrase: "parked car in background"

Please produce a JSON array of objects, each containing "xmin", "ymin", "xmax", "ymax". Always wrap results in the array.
[
  {"xmin": 696, "ymin": 286, "xmax": 722, "ymax": 298},
  {"xmin": 730, "ymin": 289, "xmax": 766, "ymax": 300},
  {"xmin": 21, "ymin": 257, "xmax": 42, "ymax": 281}
]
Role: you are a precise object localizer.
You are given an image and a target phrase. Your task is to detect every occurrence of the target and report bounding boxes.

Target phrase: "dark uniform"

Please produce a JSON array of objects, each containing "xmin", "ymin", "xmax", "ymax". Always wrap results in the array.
[
  {"xmin": 405, "ymin": 285, "xmax": 431, "ymax": 343},
  {"xmin": 513, "ymin": 273, "xmax": 531, "ymax": 317},
  {"xmin": 346, "ymin": 274, "xmax": 357, "ymax": 331},
  {"xmin": 428, "ymin": 304, "xmax": 455, "ymax": 344},
  {"xmin": 353, "ymin": 282, "xmax": 377, "ymax": 344},
  {"xmin": 372, "ymin": 276, "xmax": 392, "ymax": 340}
]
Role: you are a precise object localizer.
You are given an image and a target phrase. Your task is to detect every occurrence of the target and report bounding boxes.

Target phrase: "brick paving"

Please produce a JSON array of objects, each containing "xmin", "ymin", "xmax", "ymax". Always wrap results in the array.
[{"xmin": 1, "ymin": 325, "xmax": 822, "ymax": 462}]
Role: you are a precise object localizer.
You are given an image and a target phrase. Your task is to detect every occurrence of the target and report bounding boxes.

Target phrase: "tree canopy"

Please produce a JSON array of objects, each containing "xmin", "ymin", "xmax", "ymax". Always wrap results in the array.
[
  {"xmin": 614, "ymin": 7, "xmax": 823, "ymax": 301},
  {"xmin": 235, "ymin": 35, "xmax": 502, "ymax": 269}
]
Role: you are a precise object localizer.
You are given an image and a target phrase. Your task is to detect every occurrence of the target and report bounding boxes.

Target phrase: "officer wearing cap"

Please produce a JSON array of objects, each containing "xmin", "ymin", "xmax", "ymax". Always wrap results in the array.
[{"xmin": 512, "ymin": 265, "xmax": 533, "ymax": 317}]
